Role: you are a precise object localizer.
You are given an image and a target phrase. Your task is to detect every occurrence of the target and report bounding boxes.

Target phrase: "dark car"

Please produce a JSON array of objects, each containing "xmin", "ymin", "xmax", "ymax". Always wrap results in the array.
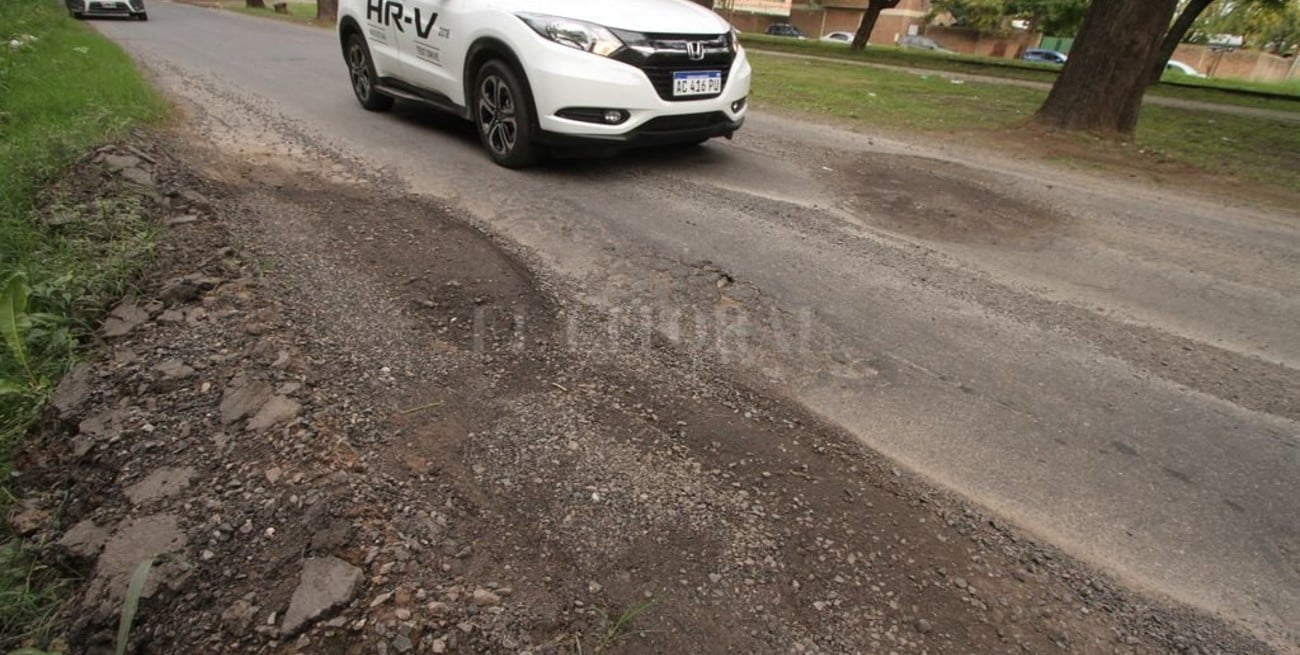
[
  {"xmin": 67, "ymin": 0, "xmax": 148, "ymax": 20},
  {"xmin": 1022, "ymin": 49, "xmax": 1067, "ymax": 65},
  {"xmin": 765, "ymin": 23, "xmax": 805, "ymax": 39}
]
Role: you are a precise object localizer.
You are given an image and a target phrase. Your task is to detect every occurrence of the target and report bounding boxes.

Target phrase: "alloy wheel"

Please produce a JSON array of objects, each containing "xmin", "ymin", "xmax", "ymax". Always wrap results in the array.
[
  {"xmin": 348, "ymin": 42, "xmax": 373, "ymax": 102},
  {"xmin": 477, "ymin": 75, "xmax": 518, "ymax": 157}
]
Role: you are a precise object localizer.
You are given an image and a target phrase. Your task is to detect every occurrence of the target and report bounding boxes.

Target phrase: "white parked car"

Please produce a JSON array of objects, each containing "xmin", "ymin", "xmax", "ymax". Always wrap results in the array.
[
  {"xmin": 821, "ymin": 31, "xmax": 855, "ymax": 45},
  {"xmin": 337, "ymin": 0, "xmax": 752, "ymax": 167},
  {"xmin": 1164, "ymin": 60, "xmax": 1207, "ymax": 78}
]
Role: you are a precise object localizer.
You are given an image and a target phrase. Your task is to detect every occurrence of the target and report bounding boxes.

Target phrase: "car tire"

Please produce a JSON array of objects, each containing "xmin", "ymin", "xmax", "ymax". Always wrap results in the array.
[
  {"xmin": 137, "ymin": 11, "xmax": 148, "ymax": 20},
  {"xmin": 473, "ymin": 60, "xmax": 542, "ymax": 169},
  {"xmin": 70, "ymin": 10, "xmax": 84, "ymax": 18},
  {"xmin": 345, "ymin": 34, "xmax": 394, "ymax": 112}
]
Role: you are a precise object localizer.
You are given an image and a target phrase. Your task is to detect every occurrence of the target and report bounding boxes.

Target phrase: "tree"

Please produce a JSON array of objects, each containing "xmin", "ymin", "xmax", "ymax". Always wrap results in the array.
[
  {"xmin": 1035, "ymin": 0, "xmax": 1179, "ymax": 133},
  {"xmin": 851, "ymin": 0, "xmax": 902, "ymax": 51},
  {"xmin": 1148, "ymin": 0, "xmax": 1287, "ymax": 83},
  {"xmin": 317, "ymin": 0, "xmax": 338, "ymax": 20}
]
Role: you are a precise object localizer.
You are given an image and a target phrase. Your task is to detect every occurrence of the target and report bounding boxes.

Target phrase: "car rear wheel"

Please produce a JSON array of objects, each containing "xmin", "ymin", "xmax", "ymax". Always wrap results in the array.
[
  {"xmin": 474, "ymin": 60, "xmax": 541, "ymax": 169},
  {"xmin": 346, "ymin": 34, "xmax": 394, "ymax": 112}
]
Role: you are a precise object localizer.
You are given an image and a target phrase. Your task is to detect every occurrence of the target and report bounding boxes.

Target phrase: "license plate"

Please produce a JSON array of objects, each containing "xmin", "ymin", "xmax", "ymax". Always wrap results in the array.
[{"xmin": 672, "ymin": 71, "xmax": 722, "ymax": 97}]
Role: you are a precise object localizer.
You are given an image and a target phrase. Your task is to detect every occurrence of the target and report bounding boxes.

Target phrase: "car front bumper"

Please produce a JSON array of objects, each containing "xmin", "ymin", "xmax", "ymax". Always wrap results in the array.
[
  {"xmin": 536, "ymin": 112, "xmax": 744, "ymax": 149},
  {"xmin": 520, "ymin": 38, "xmax": 752, "ymax": 146},
  {"xmin": 68, "ymin": 0, "xmax": 144, "ymax": 15}
]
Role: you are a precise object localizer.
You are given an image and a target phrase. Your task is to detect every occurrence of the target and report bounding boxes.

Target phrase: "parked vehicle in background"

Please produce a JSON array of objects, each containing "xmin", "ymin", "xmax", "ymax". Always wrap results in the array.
[
  {"xmin": 1164, "ymin": 60, "xmax": 1207, "ymax": 78},
  {"xmin": 897, "ymin": 35, "xmax": 950, "ymax": 53},
  {"xmin": 1022, "ymin": 48, "xmax": 1067, "ymax": 65},
  {"xmin": 66, "ymin": 0, "xmax": 147, "ymax": 20},
  {"xmin": 765, "ymin": 23, "xmax": 806, "ymax": 39},
  {"xmin": 821, "ymin": 31, "xmax": 855, "ymax": 45}
]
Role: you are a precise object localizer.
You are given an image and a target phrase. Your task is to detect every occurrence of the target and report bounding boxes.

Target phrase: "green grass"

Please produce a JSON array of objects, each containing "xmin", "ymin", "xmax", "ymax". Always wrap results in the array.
[
  {"xmin": 0, "ymin": 540, "xmax": 70, "ymax": 652},
  {"xmin": 0, "ymin": 0, "xmax": 166, "ymax": 648},
  {"xmin": 740, "ymin": 34, "xmax": 1300, "ymax": 113},
  {"xmin": 1164, "ymin": 73, "xmax": 1300, "ymax": 97},
  {"xmin": 573, "ymin": 601, "xmax": 656, "ymax": 655},
  {"xmin": 751, "ymin": 52, "xmax": 1045, "ymax": 130},
  {"xmin": 749, "ymin": 52, "xmax": 1300, "ymax": 192}
]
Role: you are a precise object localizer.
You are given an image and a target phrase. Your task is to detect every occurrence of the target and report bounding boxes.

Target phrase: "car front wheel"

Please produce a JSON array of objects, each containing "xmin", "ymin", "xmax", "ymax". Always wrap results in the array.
[
  {"xmin": 345, "ymin": 34, "xmax": 394, "ymax": 112},
  {"xmin": 474, "ymin": 60, "xmax": 541, "ymax": 169}
]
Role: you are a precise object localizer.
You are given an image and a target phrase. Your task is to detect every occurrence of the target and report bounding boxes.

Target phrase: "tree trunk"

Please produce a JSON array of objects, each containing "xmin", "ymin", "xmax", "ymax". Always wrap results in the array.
[
  {"xmin": 245, "ymin": 0, "xmax": 265, "ymax": 8},
  {"xmin": 1149, "ymin": 0, "xmax": 1214, "ymax": 84},
  {"xmin": 851, "ymin": 0, "xmax": 901, "ymax": 51},
  {"xmin": 1035, "ymin": 0, "xmax": 1178, "ymax": 134},
  {"xmin": 317, "ymin": 0, "xmax": 338, "ymax": 21}
]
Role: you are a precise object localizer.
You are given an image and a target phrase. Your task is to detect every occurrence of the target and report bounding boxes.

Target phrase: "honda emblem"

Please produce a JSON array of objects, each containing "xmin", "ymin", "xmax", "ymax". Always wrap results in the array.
[{"xmin": 686, "ymin": 41, "xmax": 705, "ymax": 61}]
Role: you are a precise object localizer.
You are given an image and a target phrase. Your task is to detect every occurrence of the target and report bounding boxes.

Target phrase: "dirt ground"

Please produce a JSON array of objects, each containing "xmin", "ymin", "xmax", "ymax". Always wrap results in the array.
[{"xmin": 4, "ymin": 128, "xmax": 1278, "ymax": 655}]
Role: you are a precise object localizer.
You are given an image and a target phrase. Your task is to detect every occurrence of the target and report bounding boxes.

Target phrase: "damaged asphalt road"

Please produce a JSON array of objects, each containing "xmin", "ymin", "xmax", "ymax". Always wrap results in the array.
[
  {"xmin": 14, "ymin": 133, "xmax": 1274, "ymax": 655},
  {"xmin": 69, "ymin": 1, "xmax": 1300, "ymax": 651}
]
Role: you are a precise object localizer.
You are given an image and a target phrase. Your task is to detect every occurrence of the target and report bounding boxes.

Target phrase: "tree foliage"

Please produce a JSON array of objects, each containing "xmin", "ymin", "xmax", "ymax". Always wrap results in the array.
[
  {"xmin": 929, "ymin": 0, "xmax": 1090, "ymax": 36},
  {"xmin": 1190, "ymin": 0, "xmax": 1299, "ymax": 53},
  {"xmin": 1148, "ymin": 0, "xmax": 1291, "ymax": 83}
]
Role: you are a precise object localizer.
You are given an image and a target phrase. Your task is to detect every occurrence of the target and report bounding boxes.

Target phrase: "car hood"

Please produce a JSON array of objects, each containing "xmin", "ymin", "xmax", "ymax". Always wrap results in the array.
[{"xmin": 499, "ymin": 0, "xmax": 729, "ymax": 34}]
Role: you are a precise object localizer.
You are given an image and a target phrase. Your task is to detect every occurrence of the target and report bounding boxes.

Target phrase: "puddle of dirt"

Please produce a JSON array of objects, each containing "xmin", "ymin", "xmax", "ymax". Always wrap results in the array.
[{"xmin": 833, "ymin": 153, "xmax": 1070, "ymax": 246}]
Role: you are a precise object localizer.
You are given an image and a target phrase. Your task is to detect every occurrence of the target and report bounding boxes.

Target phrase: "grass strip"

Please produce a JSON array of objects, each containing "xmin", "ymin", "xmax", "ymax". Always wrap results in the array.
[
  {"xmin": 740, "ymin": 34, "xmax": 1300, "ymax": 112},
  {"xmin": 0, "ymin": 0, "xmax": 167, "ymax": 648},
  {"xmin": 749, "ymin": 52, "xmax": 1300, "ymax": 192}
]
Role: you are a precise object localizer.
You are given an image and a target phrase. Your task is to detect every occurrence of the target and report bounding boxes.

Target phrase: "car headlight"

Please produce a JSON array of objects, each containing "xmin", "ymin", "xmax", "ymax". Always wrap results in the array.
[{"xmin": 517, "ymin": 13, "xmax": 625, "ymax": 58}]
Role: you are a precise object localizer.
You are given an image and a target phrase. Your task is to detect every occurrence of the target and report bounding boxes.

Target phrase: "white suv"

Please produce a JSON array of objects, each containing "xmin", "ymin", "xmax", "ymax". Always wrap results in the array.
[{"xmin": 337, "ymin": 0, "xmax": 751, "ymax": 167}]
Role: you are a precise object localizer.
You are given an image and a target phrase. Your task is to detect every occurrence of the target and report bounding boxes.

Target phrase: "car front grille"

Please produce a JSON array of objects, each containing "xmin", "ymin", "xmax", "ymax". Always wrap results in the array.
[
  {"xmin": 637, "ymin": 61, "xmax": 732, "ymax": 102},
  {"xmin": 612, "ymin": 32, "xmax": 736, "ymax": 102}
]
